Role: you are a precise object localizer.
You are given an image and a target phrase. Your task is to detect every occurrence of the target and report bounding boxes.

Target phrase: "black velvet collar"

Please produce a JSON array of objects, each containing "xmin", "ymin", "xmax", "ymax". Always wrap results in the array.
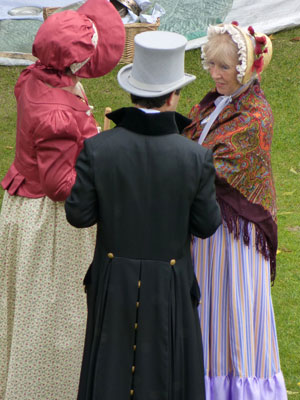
[{"xmin": 107, "ymin": 107, "xmax": 192, "ymax": 136}]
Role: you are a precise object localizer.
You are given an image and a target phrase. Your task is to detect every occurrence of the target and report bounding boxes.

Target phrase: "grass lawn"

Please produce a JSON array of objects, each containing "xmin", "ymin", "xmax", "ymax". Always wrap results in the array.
[{"xmin": 0, "ymin": 26, "xmax": 300, "ymax": 397}]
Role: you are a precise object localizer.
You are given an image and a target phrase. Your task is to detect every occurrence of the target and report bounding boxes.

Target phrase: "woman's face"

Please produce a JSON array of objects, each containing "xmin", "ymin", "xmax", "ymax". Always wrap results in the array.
[{"xmin": 207, "ymin": 58, "xmax": 241, "ymax": 96}]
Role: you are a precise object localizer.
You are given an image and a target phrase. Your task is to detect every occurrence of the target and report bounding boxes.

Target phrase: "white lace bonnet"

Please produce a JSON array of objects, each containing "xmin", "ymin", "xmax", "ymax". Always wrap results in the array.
[{"xmin": 202, "ymin": 23, "xmax": 273, "ymax": 84}]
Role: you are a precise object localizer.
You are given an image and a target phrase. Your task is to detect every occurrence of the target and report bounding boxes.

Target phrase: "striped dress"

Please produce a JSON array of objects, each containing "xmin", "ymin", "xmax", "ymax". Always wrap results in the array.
[{"xmin": 193, "ymin": 220, "xmax": 287, "ymax": 399}]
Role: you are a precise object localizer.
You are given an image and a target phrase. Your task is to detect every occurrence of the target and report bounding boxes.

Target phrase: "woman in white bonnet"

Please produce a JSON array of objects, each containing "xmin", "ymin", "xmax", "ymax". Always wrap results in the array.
[{"xmin": 184, "ymin": 22, "xmax": 287, "ymax": 399}]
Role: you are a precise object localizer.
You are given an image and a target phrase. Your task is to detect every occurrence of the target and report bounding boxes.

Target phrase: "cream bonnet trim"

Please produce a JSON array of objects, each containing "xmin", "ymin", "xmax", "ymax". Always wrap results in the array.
[
  {"xmin": 70, "ymin": 19, "xmax": 99, "ymax": 74},
  {"xmin": 202, "ymin": 24, "xmax": 251, "ymax": 84}
]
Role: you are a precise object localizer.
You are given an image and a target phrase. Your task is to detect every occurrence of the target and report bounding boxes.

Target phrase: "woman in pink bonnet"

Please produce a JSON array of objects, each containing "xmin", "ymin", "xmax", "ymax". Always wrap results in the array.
[{"xmin": 0, "ymin": 1, "xmax": 125, "ymax": 399}]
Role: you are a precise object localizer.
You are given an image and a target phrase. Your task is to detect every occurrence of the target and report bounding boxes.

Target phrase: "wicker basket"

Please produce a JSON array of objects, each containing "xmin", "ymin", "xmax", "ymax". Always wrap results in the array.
[
  {"xmin": 42, "ymin": 7, "xmax": 160, "ymax": 64},
  {"xmin": 43, "ymin": 7, "xmax": 59, "ymax": 20},
  {"xmin": 119, "ymin": 19, "xmax": 160, "ymax": 64}
]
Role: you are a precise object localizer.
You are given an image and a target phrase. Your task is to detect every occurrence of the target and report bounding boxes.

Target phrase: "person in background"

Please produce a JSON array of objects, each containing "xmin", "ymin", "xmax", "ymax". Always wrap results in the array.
[
  {"xmin": 65, "ymin": 30, "xmax": 221, "ymax": 400},
  {"xmin": 183, "ymin": 22, "xmax": 287, "ymax": 399},
  {"xmin": 0, "ymin": 1, "xmax": 125, "ymax": 399}
]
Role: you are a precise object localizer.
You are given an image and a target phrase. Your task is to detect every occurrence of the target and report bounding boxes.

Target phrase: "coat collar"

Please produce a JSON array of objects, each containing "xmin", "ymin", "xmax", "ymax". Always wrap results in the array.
[
  {"xmin": 107, "ymin": 107, "xmax": 192, "ymax": 136},
  {"xmin": 15, "ymin": 66, "xmax": 90, "ymax": 112}
]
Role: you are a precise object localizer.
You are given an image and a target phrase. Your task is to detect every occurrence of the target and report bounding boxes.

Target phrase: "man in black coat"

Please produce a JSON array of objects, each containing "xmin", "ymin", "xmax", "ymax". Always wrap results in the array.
[{"xmin": 65, "ymin": 31, "xmax": 221, "ymax": 400}]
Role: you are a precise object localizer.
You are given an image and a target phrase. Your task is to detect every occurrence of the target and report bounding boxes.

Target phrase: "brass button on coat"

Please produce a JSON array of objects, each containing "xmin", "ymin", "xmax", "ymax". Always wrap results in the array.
[
  {"xmin": 132, "ymin": 366, "xmax": 135, "ymax": 373},
  {"xmin": 130, "ymin": 389, "xmax": 134, "ymax": 396},
  {"xmin": 107, "ymin": 252, "xmax": 114, "ymax": 259},
  {"xmin": 170, "ymin": 259, "xmax": 176, "ymax": 266}
]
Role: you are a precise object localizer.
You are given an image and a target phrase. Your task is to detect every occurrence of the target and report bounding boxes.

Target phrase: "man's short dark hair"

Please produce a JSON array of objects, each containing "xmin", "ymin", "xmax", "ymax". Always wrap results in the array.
[{"xmin": 130, "ymin": 89, "xmax": 181, "ymax": 109}]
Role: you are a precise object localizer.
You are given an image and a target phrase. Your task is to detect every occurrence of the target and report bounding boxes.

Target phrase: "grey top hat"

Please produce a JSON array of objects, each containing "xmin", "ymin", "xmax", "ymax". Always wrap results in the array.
[{"xmin": 117, "ymin": 31, "xmax": 196, "ymax": 97}]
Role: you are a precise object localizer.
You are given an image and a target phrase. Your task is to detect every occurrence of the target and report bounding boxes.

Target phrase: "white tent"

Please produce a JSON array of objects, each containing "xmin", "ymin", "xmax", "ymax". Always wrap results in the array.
[{"xmin": 187, "ymin": 0, "xmax": 300, "ymax": 49}]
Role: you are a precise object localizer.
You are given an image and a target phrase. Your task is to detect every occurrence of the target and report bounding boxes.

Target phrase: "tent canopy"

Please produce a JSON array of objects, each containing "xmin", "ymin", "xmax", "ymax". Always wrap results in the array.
[{"xmin": 0, "ymin": 0, "xmax": 300, "ymax": 65}]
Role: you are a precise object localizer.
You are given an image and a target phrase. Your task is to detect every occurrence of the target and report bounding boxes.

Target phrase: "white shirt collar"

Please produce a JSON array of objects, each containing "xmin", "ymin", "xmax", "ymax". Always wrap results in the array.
[{"xmin": 139, "ymin": 108, "xmax": 160, "ymax": 114}]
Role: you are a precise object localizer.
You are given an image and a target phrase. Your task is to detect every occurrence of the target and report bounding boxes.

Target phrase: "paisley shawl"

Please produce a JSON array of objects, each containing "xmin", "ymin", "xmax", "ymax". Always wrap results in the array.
[{"xmin": 184, "ymin": 81, "xmax": 277, "ymax": 281}]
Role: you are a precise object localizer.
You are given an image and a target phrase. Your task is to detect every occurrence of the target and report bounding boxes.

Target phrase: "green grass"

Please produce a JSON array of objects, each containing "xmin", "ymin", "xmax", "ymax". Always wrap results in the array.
[
  {"xmin": 263, "ymin": 29, "xmax": 300, "ymax": 398},
  {"xmin": 1, "ymin": 27, "xmax": 300, "ymax": 397}
]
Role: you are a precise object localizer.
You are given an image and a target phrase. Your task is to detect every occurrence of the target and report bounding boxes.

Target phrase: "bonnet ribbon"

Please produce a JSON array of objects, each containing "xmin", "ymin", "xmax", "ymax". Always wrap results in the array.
[{"xmin": 198, "ymin": 80, "xmax": 253, "ymax": 145}]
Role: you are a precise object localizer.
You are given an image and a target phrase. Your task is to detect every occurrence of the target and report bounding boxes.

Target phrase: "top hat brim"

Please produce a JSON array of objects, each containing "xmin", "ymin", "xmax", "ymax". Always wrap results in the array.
[{"xmin": 118, "ymin": 64, "xmax": 196, "ymax": 98}]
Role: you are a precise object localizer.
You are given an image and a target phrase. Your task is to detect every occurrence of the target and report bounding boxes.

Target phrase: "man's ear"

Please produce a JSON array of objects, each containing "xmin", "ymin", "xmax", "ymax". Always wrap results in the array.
[
  {"xmin": 166, "ymin": 92, "xmax": 175, "ymax": 106},
  {"xmin": 160, "ymin": 90, "xmax": 180, "ymax": 112},
  {"xmin": 166, "ymin": 90, "xmax": 181, "ymax": 112}
]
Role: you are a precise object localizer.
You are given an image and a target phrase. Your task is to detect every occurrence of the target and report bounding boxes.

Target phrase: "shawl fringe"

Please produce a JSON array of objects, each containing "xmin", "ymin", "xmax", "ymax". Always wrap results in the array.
[{"xmin": 218, "ymin": 198, "xmax": 276, "ymax": 284}]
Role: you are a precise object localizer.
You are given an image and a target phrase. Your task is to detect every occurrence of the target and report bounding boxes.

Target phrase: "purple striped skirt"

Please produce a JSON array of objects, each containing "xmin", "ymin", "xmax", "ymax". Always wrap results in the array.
[{"xmin": 193, "ymin": 221, "xmax": 287, "ymax": 399}]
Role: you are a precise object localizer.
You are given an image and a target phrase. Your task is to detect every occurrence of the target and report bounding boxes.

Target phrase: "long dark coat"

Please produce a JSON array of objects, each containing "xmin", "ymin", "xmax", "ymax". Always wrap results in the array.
[{"xmin": 65, "ymin": 107, "xmax": 221, "ymax": 400}]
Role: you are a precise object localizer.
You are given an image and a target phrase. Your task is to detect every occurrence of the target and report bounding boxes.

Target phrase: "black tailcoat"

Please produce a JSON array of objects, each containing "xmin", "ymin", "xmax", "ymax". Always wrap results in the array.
[{"xmin": 65, "ymin": 107, "xmax": 221, "ymax": 400}]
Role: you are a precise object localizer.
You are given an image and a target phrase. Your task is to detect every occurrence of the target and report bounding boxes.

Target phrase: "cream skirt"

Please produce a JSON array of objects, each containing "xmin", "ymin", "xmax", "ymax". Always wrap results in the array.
[{"xmin": 0, "ymin": 192, "xmax": 96, "ymax": 400}]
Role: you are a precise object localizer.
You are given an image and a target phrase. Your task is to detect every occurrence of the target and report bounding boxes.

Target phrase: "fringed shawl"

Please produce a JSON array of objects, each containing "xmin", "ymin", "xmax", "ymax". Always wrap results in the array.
[{"xmin": 184, "ymin": 81, "xmax": 277, "ymax": 282}]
